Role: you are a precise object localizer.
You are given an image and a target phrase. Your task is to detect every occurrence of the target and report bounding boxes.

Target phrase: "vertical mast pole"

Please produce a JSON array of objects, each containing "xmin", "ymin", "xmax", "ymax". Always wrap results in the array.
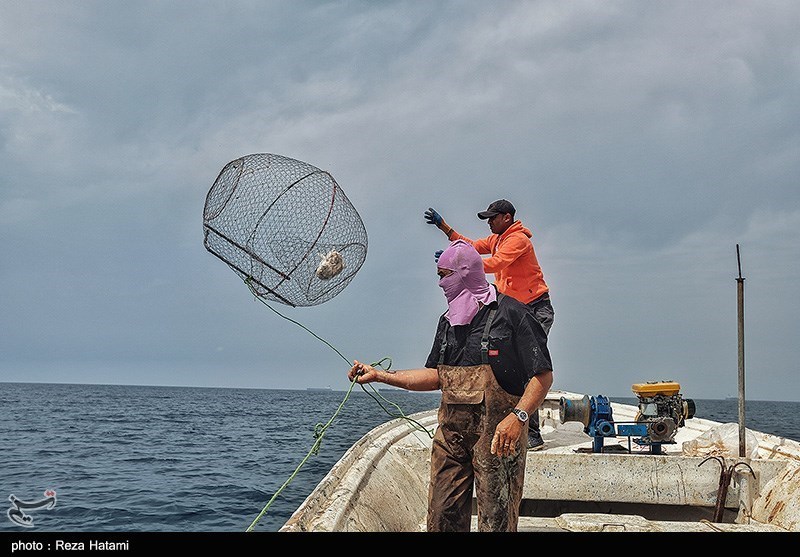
[{"xmin": 736, "ymin": 244, "xmax": 746, "ymax": 458}]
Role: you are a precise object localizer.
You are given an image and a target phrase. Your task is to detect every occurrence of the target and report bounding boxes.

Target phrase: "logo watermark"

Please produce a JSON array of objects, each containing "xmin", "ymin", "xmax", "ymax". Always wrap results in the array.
[{"xmin": 7, "ymin": 490, "xmax": 57, "ymax": 527}]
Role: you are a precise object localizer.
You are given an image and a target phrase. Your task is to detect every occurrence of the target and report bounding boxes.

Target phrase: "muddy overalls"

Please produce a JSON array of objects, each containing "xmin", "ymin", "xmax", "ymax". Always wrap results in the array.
[{"xmin": 427, "ymin": 301, "xmax": 529, "ymax": 532}]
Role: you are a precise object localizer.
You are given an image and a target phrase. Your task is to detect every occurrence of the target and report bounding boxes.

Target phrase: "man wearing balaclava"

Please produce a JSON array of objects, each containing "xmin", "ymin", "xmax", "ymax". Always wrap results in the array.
[
  {"xmin": 424, "ymin": 200, "xmax": 553, "ymax": 451},
  {"xmin": 347, "ymin": 240, "xmax": 553, "ymax": 532}
]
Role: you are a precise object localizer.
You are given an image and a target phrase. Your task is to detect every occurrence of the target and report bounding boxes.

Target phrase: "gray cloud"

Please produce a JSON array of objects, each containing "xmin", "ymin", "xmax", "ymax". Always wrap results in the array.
[{"xmin": 1, "ymin": 0, "xmax": 798, "ymax": 401}]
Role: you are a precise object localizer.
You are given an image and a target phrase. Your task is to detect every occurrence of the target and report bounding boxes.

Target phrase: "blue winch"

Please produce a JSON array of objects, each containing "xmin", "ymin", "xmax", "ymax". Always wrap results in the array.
[{"xmin": 559, "ymin": 381, "xmax": 696, "ymax": 454}]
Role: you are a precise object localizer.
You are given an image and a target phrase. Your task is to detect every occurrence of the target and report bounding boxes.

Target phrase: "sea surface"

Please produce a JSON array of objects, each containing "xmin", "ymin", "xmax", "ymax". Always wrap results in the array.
[{"xmin": 2, "ymin": 382, "xmax": 799, "ymax": 533}]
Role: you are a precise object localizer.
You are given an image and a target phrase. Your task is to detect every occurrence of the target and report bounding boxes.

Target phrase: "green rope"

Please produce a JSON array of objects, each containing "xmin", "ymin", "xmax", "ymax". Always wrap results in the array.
[
  {"xmin": 245, "ymin": 278, "xmax": 352, "ymax": 366},
  {"xmin": 243, "ymin": 278, "xmax": 434, "ymax": 532},
  {"xmin": 246, "ymin": 373, "xmax": 360, "ymax": 532}
]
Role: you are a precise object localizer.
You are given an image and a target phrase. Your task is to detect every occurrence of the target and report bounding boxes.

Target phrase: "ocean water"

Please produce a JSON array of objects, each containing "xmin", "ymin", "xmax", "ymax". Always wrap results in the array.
[
  {"xmin": 2, "ymin": 382, "xmax": 799, "ymax": 533},
  {"xmin": 1, "ymin": 383, "xmax": 439, "ymax": 533}
]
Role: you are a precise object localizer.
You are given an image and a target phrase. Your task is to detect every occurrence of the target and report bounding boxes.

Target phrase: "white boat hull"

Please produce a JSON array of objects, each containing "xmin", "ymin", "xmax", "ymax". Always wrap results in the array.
[{"xmin": 281, "ymin": 390, "xmax": 800, "ymax": 532}]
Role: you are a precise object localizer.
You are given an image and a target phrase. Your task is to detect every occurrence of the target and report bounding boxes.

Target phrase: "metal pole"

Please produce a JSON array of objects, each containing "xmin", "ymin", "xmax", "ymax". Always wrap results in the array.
[{"xmin": 736, "ymin": 244, "xmax": 746, "ymax": 458}]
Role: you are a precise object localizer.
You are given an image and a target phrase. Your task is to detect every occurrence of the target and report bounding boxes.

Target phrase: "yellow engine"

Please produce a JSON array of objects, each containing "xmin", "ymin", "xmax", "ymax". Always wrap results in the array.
[
  {"xmin": 631, "ymin": 380, "xmax": 696, "ymax": 443},
  {"xmin": 632, "ymin": 380, "xmax": 681, "ymax": 398}
]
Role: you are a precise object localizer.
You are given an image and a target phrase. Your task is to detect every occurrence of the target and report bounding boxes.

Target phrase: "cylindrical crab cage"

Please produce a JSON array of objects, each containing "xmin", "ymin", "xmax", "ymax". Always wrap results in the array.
[{"xmin": 203, "ymin": 153, "xmax": 368, "ymax": 307}]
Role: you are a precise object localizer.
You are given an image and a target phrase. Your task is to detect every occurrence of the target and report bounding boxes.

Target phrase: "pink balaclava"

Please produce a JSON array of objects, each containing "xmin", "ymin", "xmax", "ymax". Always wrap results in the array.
[{"xmin": 437, "ymin": 239, "xmax": 497, "ymax": 325}]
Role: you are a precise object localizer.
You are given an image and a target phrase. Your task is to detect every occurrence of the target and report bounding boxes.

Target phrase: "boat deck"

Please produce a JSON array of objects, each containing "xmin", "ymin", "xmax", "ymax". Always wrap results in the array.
[{"xmin": 510, "ymin": 514, "xmax": 786, "ymax": 532}]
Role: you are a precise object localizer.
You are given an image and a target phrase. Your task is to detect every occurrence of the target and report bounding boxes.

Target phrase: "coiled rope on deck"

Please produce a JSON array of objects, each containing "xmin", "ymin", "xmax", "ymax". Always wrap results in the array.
[{"xmin": 243, "ymin": 277, "xmax": 434, "ymax": 532}]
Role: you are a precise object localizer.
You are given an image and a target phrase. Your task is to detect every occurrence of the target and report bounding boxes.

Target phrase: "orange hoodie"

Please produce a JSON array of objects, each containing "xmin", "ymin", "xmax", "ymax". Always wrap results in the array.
[{"xmin": 449, "ymin": 220, "xmax": 548, "ymax": 304}]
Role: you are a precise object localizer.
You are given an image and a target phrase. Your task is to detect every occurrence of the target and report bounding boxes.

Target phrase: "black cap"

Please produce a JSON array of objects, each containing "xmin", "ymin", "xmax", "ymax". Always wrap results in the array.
[{"xmin": 477, "ymin": 199, "xmax": 516, "ymax": 220}]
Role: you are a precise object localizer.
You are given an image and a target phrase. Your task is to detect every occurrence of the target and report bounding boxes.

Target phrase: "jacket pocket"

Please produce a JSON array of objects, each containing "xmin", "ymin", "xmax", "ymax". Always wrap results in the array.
[{"xmin": 489, "ymin": 333, "xmax": 511, "ymax": 353}]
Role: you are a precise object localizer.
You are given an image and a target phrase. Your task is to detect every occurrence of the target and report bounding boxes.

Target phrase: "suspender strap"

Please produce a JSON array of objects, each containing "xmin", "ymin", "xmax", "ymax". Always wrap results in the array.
[
  {"xmin": 480, "ymin": 308, "xmax": 496, "ymax": 364},
  {"xmin": 437, "ymin": 320, "xmax": 449, "ymax": 366},
  {"xmin": 480, "ymin": 294, "xmax": 503, "ymax": 364}
]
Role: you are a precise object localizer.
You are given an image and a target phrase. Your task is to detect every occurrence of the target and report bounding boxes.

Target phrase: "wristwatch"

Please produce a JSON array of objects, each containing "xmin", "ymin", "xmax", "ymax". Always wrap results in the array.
[{"xmin": 511, "ymin": 408, "xmax": 529, "ymax": 422}]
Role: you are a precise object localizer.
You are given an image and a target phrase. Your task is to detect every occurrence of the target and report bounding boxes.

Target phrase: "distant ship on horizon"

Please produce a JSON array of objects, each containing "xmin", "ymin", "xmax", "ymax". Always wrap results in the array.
[{"xmin": 306, "ymin": 386, "xmax": 333, "ymax": 392}]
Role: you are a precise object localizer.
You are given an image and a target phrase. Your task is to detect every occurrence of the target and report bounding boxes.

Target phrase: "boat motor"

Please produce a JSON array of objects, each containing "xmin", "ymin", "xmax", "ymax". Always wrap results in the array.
[
  {"xmin": 630, "ymin": 381, "xmax": 696, "ymax": 445},
  {"xmin": 560, "ymin": 381, "xmax": 696, "ymax": 453}
]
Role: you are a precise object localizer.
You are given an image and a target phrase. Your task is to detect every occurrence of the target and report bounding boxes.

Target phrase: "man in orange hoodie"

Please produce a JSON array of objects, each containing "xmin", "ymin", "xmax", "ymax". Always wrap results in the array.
[{"xmin": 425, "ymin": 200, "xmax": 554, "ymax": 450}]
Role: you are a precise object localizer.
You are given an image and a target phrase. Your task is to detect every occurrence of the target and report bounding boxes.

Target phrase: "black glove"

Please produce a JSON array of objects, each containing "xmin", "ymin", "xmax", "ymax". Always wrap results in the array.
[
  {"xmin": 434, "ymin": 249, "xmax": 443, "ymax": 264},
  {"xmin": 424, "ymin": 207, "xmax": 443, "ymax": 226}
]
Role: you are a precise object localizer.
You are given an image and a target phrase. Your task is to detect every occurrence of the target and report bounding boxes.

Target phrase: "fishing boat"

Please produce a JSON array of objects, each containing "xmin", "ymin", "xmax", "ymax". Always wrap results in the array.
[{"xmin": 280, "ymin": 382, "xmax": 800, "ymax": 532}]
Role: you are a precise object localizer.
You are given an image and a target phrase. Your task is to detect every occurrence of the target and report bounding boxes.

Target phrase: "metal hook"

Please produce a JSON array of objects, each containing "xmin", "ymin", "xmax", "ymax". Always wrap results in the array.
[{"xmin": 699, "ymin": 456, "xmax": 756, "ymax": 523}]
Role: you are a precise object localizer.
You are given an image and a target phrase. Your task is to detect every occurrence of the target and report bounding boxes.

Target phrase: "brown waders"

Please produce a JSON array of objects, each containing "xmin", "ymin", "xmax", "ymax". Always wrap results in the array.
[{"xmin": 427, "ymin": 303, "xmax": 528, "ymax": 532}]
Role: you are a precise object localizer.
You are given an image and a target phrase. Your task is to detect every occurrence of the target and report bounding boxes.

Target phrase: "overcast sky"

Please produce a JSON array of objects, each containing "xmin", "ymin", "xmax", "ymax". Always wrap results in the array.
[{"xmin": 2, "ymin": 1, "xmax": 798, "ymax": 402}]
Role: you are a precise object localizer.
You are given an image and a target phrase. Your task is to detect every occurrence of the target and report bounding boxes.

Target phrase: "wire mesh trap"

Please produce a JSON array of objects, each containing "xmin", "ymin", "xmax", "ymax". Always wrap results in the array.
[{"xmin": 203, "ymin": 153, "xmax": 368, "ymax": 307}]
